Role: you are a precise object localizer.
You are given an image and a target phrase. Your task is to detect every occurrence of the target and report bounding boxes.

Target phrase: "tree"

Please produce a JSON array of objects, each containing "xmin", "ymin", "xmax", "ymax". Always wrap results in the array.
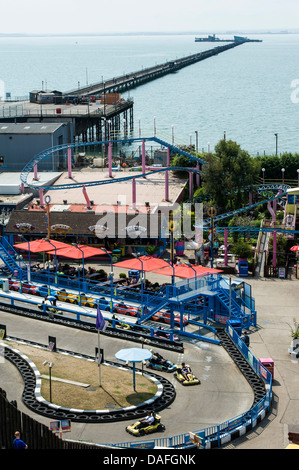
[{"xmin": 201, "ymin": 139, "xmax": 260, "ymax": 212}]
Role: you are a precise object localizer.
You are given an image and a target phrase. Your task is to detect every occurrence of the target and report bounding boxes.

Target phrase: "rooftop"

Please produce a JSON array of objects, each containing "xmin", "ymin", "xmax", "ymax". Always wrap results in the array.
[
  {"xmin": 0, "ymin": 122, "xmax": 65, "ymax": 134},
  {"xmin": 39, "ymin": 169, "xmax": 187, "ymax": 207}
]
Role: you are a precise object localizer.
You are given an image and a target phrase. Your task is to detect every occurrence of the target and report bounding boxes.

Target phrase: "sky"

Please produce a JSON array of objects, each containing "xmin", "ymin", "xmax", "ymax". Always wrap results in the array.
[{"xmin": 1, "ymin": 0, "xmax": 298, "ymax": 35}]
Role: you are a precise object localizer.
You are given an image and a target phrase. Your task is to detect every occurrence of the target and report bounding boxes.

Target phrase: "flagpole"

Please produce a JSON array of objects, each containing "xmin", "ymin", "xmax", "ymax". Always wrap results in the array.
[
  {"xmin": 96, "ymin": 302, "xmax": 106, "ymax": 388},
  {"xmin": 98, "ymin": 329, "xmax": 101, "ymax": 387}
]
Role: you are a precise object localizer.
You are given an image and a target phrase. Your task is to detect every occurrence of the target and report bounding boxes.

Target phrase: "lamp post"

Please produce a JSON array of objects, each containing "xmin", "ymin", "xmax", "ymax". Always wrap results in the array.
[
  {"xmin": 139, "ymin": 337, "xmax": 150, "ymax": 375},
  {"xmin": 297, "ymin": 169, "xmax": 299, "ymax": 187},
  {"xmin": 281, "ymin": 168, "xmax": 285, "ymax": 184},
  {"xmin": 153, "ymin": 116, "xmax": 156, "ymax": 136},
  {"xmin": 18, "ymin": 234, "xmax": 31, "ymax": 282},
  {"xmin": 187, "ymin": 262, "xmax": 197, "ymax": 288},
  {"xmin": 274, "ymin": 133, "xmax": 278, "ymax": 156},
  {"xmin": 44, "ymin": 238, "xmax": 57, "ymax": 292},
  {"xmin": 101, "ymin": 247, "xmax": 114, "ymax": 307},
  {"xmin": 262, "ymin": 168, "xmax": 265, "ymax": 184},
  {"xmin": 195, "ymin": 131, "xmax": 198, "ymax": 153},
  {"xmin": 163, "ymin": 257, "xmax": 175, "ymax": 286},
  {"xmin": 43, "ymin": 361, "xmax": 54, "ymax": 403},
  {"xmin": 73, "ymin": 243, "xmax": 85, "ymax": 298},
  {"xmin": 135, "ymin": 253, "xmax": 144, "ymax": 306}
]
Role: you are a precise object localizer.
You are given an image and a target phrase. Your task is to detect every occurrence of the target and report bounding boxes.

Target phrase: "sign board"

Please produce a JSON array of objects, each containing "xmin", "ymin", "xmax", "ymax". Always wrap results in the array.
[
  {"xmin": 189, "ymin": 431, "xmax": 205, "ymax": 448},
  {"xmin": 50, "ymin": 419, "xmax": 71, "ymax": 435},
  {"xmin": 278, "ymin": 268, "xmax": 285, "ymax": 279}
]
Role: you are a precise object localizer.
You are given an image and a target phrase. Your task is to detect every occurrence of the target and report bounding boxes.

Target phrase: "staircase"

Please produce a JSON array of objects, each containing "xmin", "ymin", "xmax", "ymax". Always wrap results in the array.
[
  {"xmin": 0, "ymin": 237, "xmax": 27, "ymax": 280},
  {"xmin": 217, "ymin": 287, "xmax": 244, "ymax": 319},
  {"xmin": 139, "ymin": 286, "xmax": 169, "ymax": 323}
]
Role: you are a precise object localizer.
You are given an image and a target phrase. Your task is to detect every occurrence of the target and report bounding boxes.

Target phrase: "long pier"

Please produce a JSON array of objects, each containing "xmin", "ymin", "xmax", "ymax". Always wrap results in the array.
[{"xmin": 64, "ymin": 40, "xmax": 249, "ymax": 98}]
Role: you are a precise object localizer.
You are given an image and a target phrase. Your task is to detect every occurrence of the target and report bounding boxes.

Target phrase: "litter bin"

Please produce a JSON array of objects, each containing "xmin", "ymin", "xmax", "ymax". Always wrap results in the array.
[
  {"xmin": 175, "ymin": 240, "xmax": 184, "ymax": 256},
  {"xmin": 259, "ymin": 357, "xmax": 274, "ymax": 379},
  {"xmin": 238, "ymin": 259, "xmax": 248, "ymax": 277},
  {"xmin": 228, "ymin": 319, "xmax": 242, "ymax": 336},
  {"xmin": 2, "ymin": 279, "xmax": 9, "ymax": 292},
  {"xmin": 112, "ymin": 249, "xmax": 122, "ymax": 263}
]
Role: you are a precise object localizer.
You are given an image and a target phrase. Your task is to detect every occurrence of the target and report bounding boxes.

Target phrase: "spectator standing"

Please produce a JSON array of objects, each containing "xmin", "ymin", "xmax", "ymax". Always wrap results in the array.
[{"xmin": 13, "ymin": 431, "xmax": 28, "ymax": 449}]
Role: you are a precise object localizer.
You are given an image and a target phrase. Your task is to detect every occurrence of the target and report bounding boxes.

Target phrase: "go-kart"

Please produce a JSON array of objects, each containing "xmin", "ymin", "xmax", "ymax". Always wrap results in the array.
[
  {"xmin": 153, "ymin": 328, "xmax": 179, "ymax": 342},
  {"xmin": 37, "ymin": 302, "xmax": 62, "ymax": 317},
  {"xmin": 126, "ymin": 413, "xmax": 165, "ymax": 436},
  {"xmin": 147, "ymin": 352, "xmax": 177, "ymax": 373},
  {"xmin": 174, "ymin": 365, "xmax": 200, "ymax": 385}
]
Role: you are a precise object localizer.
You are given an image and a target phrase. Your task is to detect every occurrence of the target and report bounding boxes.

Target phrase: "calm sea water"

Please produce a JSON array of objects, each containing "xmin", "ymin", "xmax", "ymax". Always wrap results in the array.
[{"xmin": 0, "ymin": 33, "xmax": 298, "ymax": 156}]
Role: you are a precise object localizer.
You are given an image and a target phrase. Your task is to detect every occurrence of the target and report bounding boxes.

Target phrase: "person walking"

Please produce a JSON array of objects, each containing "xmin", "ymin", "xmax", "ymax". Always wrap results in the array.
[{"xmin": 13, "ymin": 431, "xmax": 28, "ymax": 449}]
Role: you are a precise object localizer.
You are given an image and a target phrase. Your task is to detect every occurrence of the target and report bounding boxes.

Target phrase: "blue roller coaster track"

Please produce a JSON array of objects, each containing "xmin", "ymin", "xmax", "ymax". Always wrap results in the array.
[{"xmin": 20, "ymin": 136, "xmax": 205, "ymax": 191}]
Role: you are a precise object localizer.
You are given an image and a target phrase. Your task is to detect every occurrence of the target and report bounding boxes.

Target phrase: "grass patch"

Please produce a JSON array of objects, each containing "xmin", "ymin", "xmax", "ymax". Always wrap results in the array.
[{"xmin": 5, "ymin": 341, "xmax": 158, "ymax": 410}]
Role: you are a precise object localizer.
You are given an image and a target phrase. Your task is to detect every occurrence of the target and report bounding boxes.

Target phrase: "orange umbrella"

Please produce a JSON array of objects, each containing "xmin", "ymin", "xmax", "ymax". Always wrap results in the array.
[
  {"xmin": 48, "ymin": 244, "xmax": 110, "ymax": 260},
  {"xmin": 113, "ymin": 255, "xmax": 170, "ymax": 272},
  {"xmin": 153, "ymin": 263, "xmax": 222, "ymax": 279},
  {"xmin": 14, "ymin": 238, "xmax": 70, "ymax": 253}
]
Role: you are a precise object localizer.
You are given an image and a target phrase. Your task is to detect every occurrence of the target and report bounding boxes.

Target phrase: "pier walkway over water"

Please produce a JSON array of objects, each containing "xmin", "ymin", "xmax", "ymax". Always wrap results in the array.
[{"xmin": 64, "ymin": 40, "xmax": 250, "ymax": 98}]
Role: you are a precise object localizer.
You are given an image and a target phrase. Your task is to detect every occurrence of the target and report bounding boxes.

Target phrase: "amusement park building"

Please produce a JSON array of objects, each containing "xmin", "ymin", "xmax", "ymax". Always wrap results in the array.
[{"xmin": 0, "ymin": 123, "xmax": 70, "ymax": 171}]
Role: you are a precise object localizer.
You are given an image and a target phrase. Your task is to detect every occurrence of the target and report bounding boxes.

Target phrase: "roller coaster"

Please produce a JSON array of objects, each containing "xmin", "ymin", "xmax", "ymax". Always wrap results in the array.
[{"xmin": 1, "ymin": 137, "xmax": 298, "ymax": 342}]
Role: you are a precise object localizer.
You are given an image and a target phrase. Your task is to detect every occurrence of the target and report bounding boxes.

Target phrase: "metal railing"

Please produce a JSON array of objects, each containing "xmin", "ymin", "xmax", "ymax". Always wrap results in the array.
[{"xmin": 109, "ymin": 323, "xmax": 272, "ymax": 449}]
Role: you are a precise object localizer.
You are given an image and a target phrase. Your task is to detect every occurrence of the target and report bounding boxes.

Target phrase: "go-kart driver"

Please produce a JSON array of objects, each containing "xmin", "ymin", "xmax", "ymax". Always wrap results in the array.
[
  {"xmin": 152, "ymin": 352, "xmax": 166, "ymax": 365},
  {"xmin": 137, "ymin": 411, "xmax": 156, "ymax": 429},
  {"xmin": 180, "ymin": 362, "xmax": 191, "ymax": 381}
]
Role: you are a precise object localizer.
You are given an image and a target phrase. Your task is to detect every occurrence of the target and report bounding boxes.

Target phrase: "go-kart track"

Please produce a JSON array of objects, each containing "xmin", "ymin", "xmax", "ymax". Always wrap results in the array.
[{"xmin": 0, "ymin": 304, "xmax": 256, "ymax": 448}]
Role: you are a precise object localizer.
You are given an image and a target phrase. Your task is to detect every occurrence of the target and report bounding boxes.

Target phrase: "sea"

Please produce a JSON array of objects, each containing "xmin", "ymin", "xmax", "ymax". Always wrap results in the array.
[{"xmin": 0, "ymin": 32, "xmax": 298, "ymax": 156}]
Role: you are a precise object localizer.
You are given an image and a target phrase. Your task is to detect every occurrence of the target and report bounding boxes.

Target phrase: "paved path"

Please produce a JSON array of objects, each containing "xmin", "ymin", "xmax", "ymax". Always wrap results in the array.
[
  {"xmin": 1, "ymin": 275, "xmax": 299, "ymax": 449},
  {"xmin": 222, "ymin": 277, "xmax": 299, "ymax": 449}
]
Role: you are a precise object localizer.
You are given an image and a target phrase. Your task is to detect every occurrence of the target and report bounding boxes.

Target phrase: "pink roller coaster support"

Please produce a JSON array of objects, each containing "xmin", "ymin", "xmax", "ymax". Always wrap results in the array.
[
  {"xmin": 108, "ymin": 142, "xmax": 112, "ymax": 178},
  {"xmin": 132, "ymin": 177, "xmax": 136, "ymax": 209},
  {"xmin": 68, "ymin": 147, "xmax": 72, "ymax": 178},
  {"xmin": 273, "ymin": 230, "xmax": 277, "ymax": 267},
  {"xmin": 189, "ymin": 172, "xmax": 193, "ymax": 199},
  {"xmin": 82, "ymin": 184, "xmax": 91, "ymax": 209},
  {"xmin": 34, "ymin": 163, "xmax": 38, "ymax": 180},
  {"xmin": 196, "ymin": 162, "xmax": 200, "ymax": 186},
  {"xmin": 39, "ymin": 188, "xmax": 44, "ymax": 207},
  {"xmin": 224, "ymin": 229, "xmax": 228, "ymax": 266},
  {"xmin": 142, "ymin": 140, "xmax": 146, "ymax": 176},
  {"xmin": 165, "ymin": 148, "xmax": 170, "ymax": 201},
  {"xmin": 21, "ymin": 183, "xmax": 24, "ymax": 194}
]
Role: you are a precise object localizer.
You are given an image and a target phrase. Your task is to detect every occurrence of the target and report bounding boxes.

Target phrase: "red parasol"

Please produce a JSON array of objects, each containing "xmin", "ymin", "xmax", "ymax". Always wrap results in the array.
[
  {"xmin": 48, "ymin": 244, "xmax": 110, "ymax": 260},
  {"xmin": 290, "ymin": 246, "xmax": 299, "ymax": 252},
  {"xmin": 14, "ymin": 238, "xmax": 70, "ymax": 253},
  {"xmin": 152, "ymin": 263, "xmax": 222, "ymax": 279},
  {"xmin": 113, "ymin": 255, "xmax": 170, "ymax": 272}
]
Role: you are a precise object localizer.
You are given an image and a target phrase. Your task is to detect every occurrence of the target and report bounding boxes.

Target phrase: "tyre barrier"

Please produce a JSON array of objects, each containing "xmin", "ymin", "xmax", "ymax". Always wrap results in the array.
[
  {"xmin": 216, "ymin": 329, "xmax": 266, "ymax": 408},
  {"xmin": 4, "ymin": 343, "xmax": 176, "ymax": 423},
  {"xmin": 0, "ymin": 300, "xmax": 183, "ymax": 353}
]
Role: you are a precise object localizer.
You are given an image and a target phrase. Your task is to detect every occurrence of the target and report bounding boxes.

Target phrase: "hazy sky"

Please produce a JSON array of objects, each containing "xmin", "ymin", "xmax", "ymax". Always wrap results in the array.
[{"xmin": 1, "ymin": 0, "xmax": 298, "ymax": 35}]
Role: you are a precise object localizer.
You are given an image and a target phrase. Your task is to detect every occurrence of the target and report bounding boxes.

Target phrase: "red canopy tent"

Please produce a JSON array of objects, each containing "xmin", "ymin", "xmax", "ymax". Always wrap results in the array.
[
  {"xmin": 152, "ymin": 263, "xmax": 222, "ymax": 279},
  {"xmin": 113, "ymin": 255, "xmax": 170, "ymax": 272},
  {"xmin": 48, "ymin": 244, "xmax": 110, "ymax": 259},
  {"xmin": 14, "ymin": 238, "xmax": 70, "ymax": 253}
]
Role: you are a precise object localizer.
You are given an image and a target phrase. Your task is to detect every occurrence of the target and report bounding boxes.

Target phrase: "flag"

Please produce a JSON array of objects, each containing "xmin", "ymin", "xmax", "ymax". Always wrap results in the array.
[{"xmin": 96, "ymin": 304, "xmax": 107, "ymax": 331}]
